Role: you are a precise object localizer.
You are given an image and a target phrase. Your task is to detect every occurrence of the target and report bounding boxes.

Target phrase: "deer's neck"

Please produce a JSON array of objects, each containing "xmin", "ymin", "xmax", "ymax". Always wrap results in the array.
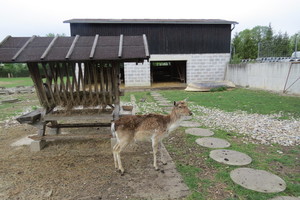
[{"xmin": 167, "ymin": 110, "xmax": 183, "ymax": 133}]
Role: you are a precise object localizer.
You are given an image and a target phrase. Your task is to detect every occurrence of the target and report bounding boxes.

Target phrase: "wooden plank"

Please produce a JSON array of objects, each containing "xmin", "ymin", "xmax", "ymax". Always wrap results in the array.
[
  {"xmin": 106, "ymin": 66, "xmax": 112, "ymax": 104},
  {"xmin": 143, "ymin": 34, "xmax": 150, "ymax": 57},
  {"xmin": 49, "ymin": 62, "xmax": 62, "ymax": 104},
  {"xmin": 40, "ymin": 35, "xmax": 58, "ymax": 60},
  {"xmin": 16, "ymin": 109, "xmax": 42, "ymax": 124},
  {"xmin": 65, "ymin": 35, "xmax": 79, "ymax": 59},
  {"xmin": 89, "ymin": 34, "xmax": 99, "ymax": 59},
  {"xmin": 86, "ymin": 62, "xmax": 94, "ymax": 104},
  {"xmin": 0, "ymin": 35, "xmax": 11, "ymax": 47},
  {"xmin": 28, "ymin": 63, "xmax": 51, "ymax": 109},
  {"xmin": 12, "ymin": 35, "xmax": 36, "ymax": 61},
  {"xmin": 64, "ymin": 62, "xmax": 75, "ymax": 102},
  {"xmin": 92, "ymin": 63, "xmax": 100, "ymax": 105},
  {"xmin": 118, "ymin": 34, "xmax": 123, "ymax": 58},
  {"xmin": 71, "ymin": 62, "xmax": 81, "ymax": 103},
  {"xmin": 44, "ymin": 112, "xmax": 113, "ymax": 121},
  {"xmin": 47, "ymin": 122, "xmax": 111, "ymax": 128},
  {"xmin": 99, "ymin": 64, "xmax": 106, "ymax": 106},
  {"xmin": 41, "ymin": 63, "xmax": 56, "ymax": 106},
  {"xmin": 78, "ymin": 62, "xmax": 87, "ymax": 104},
  {"xmin": 56, "ymin": 63, "xmax": 69, "ymax": 105},
  {"xmin": 29, "ymin": 134, "xmax": 112, "ymax": 141}
]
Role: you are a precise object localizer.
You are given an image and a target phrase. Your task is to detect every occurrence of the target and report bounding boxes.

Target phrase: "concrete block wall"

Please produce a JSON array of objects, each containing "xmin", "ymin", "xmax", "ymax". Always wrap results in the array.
[
  {"xmin": 187, "ymin": 53, "xmax": 231, "ymax": 83},
  {"xmin": 124, "ymin": 53, "xmax": 231, "ymax": 87},
  {"xmin": 124, "ymin": 61, "xmax": 151, "ymax": 87},
  {"xmin": 226, "ymin": 62, "xmax": 300, "ymax": 94}
]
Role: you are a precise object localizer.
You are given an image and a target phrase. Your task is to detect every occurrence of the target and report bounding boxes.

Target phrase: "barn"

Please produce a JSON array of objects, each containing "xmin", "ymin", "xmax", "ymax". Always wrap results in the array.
[{"xmin": 64, "ymin": 19, "xmax": 238, "ymax": 87}]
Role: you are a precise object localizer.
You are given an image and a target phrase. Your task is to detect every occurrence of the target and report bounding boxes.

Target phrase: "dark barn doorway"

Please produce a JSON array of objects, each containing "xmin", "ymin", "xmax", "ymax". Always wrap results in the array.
[{"xmin": 150, "ymin": 61, "xmax": 186, "ymax": 84}]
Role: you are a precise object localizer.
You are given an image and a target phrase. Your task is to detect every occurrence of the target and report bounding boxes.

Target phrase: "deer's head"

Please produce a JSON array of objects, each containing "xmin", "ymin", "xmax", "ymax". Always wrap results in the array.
[{"xmin": 173, "ymin": 101, "xmax": 192, "ymax": 117}]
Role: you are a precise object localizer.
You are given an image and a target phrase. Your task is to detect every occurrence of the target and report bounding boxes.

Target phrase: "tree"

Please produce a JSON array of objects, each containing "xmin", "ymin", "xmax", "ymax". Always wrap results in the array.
[{"xmin": 45, "ymin": 33, "xmax": 66, "ymax": 37}]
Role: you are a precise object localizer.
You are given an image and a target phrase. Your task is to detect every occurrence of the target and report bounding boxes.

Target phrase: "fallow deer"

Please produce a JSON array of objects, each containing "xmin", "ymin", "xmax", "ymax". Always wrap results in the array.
[{"xmin": 111, "ymin": 100, "xmax": 192, "ymax": 175}]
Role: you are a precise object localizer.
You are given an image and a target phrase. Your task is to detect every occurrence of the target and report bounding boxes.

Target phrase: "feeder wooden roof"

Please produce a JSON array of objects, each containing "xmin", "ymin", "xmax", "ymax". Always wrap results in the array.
[{"xmin": 0, "ymin": 35, "xmax": 150, "ymax": 63}]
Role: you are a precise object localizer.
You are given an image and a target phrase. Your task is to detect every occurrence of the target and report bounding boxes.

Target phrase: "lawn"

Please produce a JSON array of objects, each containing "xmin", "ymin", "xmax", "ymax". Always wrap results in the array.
[
  {"xmin": 159, "ymin": 89, "xmax": 300, "ymax": 119},
  {"xmin": 0, "ymin": 77, "xmax": 33, "ymax": 88}
]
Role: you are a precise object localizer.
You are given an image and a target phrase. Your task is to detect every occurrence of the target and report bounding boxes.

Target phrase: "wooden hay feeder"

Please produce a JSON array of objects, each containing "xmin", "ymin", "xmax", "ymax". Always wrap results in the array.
[{"xmin": 0, "ymin": 35, "xmax": 149, "ymax": 141}]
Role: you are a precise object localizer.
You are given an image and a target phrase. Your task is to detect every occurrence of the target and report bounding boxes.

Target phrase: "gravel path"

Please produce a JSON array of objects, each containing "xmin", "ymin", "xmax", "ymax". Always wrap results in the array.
[{"xmin": 189, "ymin": 104, "xmax": 300, "ymax": 146}]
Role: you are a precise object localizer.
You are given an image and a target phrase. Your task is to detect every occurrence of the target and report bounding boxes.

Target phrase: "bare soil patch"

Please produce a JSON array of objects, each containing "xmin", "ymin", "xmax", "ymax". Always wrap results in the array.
[{"xmin": 0, "ymin": 123, "xmax": 189, "ymax": 200}]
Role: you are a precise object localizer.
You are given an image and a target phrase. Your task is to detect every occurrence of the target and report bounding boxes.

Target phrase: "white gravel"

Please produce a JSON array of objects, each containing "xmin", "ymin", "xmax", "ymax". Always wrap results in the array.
[{"xmin": 189, "ymin": 104, "xmax": 300, "ymax": 146}]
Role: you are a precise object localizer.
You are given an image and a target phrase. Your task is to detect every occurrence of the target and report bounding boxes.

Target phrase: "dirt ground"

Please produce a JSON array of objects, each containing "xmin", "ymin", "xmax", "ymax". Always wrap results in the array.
[{"xmin": 0, "ymin": 122, "xmax": 189, "ymax": 200}]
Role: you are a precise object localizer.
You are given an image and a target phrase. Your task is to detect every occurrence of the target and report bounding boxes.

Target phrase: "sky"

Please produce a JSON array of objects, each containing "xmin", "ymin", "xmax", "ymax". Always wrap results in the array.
[{"xmin": 0, "ymin": 0, "xmax": 299, "ymax": 41}]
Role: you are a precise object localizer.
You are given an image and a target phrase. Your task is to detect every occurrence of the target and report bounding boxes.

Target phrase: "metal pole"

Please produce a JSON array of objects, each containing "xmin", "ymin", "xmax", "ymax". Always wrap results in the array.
[{"xmin": 295, "ymin": 34, "xmax": 298, "ymax": 58}]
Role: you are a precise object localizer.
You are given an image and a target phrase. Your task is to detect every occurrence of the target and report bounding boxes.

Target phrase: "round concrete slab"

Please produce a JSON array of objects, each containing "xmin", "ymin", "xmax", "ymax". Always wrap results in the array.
[
  {"xmin": 209, "ymin": 149, "xmax": 252, "ymax": 166},
  {"xmin": 185, "ymin": 128, "xmax": 214, "ymax": 137},
  {"xmin": 230, "ymin": 168, "xmax": 286, "ymax": 193},
  {"xmin": 270, "ymin": 196, "xmax": 300, "ymax": 200},
  {"xmin": 180, "ymin": 121, "xmax": 201, "ymax": 127},
  {"xmin": 196, "ymin": 137, "xmax": 230, "ymax": 148}
]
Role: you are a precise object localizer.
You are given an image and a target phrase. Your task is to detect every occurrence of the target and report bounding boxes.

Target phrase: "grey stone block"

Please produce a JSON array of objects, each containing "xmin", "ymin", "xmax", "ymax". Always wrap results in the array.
[{"xmin": 30, "ymin": 140, "xmax": 46, "ymax": 152}]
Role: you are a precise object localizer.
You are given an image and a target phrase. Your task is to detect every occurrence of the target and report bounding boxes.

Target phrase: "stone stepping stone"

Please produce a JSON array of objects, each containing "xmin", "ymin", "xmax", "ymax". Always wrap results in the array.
[
  {"xmin": 270, "ymin": 196, "xmax": 300, "ymax": 200},
  {"xmin": 196, "ymin": 137, "xmax": 230, "ymax": 148},
  {"xmin": 230, "ymin": 168, "xmax": 286, "ymax": 193},
  {"xmin": 180, "ymin": 121, "xmax": 201, "ymax": 127},
  {"xmin": 185, "ymin": 128, "xmax": 214, "ymax": 137},
  {"xmin": 209, "ymin": 149, "xmax": 252, "ymax": 166}
]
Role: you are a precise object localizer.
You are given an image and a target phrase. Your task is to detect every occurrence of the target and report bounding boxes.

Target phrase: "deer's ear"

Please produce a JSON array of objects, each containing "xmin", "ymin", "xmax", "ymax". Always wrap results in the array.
[{"xmin": 174, "ymin": 101, "xmax": 177, "ymax": 106}]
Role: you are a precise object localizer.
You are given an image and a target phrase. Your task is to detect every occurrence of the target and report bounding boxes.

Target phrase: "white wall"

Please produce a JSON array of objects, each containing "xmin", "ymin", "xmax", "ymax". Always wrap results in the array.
[
  {"xmin": 124, "ymin": 53, "xmax": 231, "ymax": 87},
  {"xmin": 226, "ymin": 63, "xmax": 300, "ymax": 94}
]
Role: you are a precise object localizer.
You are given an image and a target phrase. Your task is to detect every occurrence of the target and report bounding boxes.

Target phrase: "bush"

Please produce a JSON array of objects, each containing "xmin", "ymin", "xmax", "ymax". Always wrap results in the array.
[{"xmin": 0, "ymin": 63, "xmax": 29, "ymax": 77}]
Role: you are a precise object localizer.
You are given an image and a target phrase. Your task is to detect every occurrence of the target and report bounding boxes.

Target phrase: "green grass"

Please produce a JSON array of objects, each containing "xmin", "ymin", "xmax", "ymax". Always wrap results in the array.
[
  {"xmin": 121, "ymin": 91, "xmax": 155, "ymax": 103},
  {"xmin": 159, "ymin": 88, "xmax": 300, "ymax": 119},
  {"xmin": 168, "ymin": 129, "xmax": 300, "ymax": 200},
  {"xmin": 0, "ymin": 77, "xmax": 33, "ymax": 88}
]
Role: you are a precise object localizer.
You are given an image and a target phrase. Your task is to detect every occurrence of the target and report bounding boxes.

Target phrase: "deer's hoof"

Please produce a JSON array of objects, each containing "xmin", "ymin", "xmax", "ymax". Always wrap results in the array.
[{"xmin": 160, "ymin": 170, "xmax": 165, "ymax": 173}]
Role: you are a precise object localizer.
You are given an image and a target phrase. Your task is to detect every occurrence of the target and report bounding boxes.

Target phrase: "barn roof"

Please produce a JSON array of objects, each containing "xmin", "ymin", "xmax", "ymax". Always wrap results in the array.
[
  {"xmin": 64, "ymin": 18, "xmax": 238, "ymax": 25},
  {"xmin": 0, "ymin": 35, "xmax": 150, "ymax": 63}
]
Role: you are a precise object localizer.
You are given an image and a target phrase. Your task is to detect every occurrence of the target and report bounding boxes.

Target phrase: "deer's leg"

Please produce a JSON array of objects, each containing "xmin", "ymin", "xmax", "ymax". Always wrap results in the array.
[
  {"xmin": 160, "ymin": 141, "xmax": 167, "ymax": 165},
  {"xmin": 152, "ymin": 137, "xmax": 160, "ymax": 171},
  {"xmin": 113, "ymin": 150, "xmax": 118, "ymax": 169},
  {"xmin": 113, "ymin": 140, "xmax": 129, "ymax": 175}
]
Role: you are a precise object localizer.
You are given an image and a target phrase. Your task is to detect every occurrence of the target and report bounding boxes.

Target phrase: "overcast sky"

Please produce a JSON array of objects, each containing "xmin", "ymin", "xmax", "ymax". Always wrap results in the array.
[{"xmin": 0, "ymin": 0, "xmax": 299, "ymax": 41}]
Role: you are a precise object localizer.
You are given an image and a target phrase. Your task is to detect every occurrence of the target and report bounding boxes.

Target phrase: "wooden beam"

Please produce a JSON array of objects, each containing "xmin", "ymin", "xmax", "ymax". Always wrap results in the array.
[
  {"xmin": 12, "ymin": 35, "xmax": 36, "ymax": 61},
  {"xmin": 40, "ymin": 35, "xmax": 58, "ymax": 60},
  {"xmin": 118, "ymin": 34, "xmax": 123, "ymax": 58},
  {"xmin": 143, "ymin": 34, "xmax": 150, "ymax": 57},
  {"xmin": 47, "ymin": 122, "xmax": 111, "ymax": 128},
  {"xmin": 89, "ymin": 34, "xmax": 99, "ymax": 59},
  {"xmin": 0, "ymin": 35, "xmax": 11, "ymax": 47},
  {"xmin": 29, "ymin": 134, "xmax": 112, "ymax": 141},
  {"xmin": 65, "ymin": 35, "xmax": 79, "ymax": 59}
]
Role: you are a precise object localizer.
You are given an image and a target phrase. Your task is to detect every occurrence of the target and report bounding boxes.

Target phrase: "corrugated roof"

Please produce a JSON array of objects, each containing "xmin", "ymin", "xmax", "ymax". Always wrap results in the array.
[
  {"xmin": 63, "ymin": 18, "xmax": 238, "ymax": 25},
  {"xmin": 0, "ymin": 35, "xmax": 150, "ymax": 63}
]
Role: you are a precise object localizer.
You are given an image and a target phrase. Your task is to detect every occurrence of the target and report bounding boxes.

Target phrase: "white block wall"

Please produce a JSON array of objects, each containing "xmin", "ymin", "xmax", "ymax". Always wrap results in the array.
[
  {"xmin": 226, "ymin": 63, "xmax": 300, "ymax": 94},
  {"xmin": 124, "ymin": 61, "xmax": 151, "ymax": 87},
  {"xmin": 124, "ymin": 53, "xmax": 231, "ymax": 87},
  {"xmin": 187, "ymin": 53, "xmax": 231, "ymax": 83}
]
